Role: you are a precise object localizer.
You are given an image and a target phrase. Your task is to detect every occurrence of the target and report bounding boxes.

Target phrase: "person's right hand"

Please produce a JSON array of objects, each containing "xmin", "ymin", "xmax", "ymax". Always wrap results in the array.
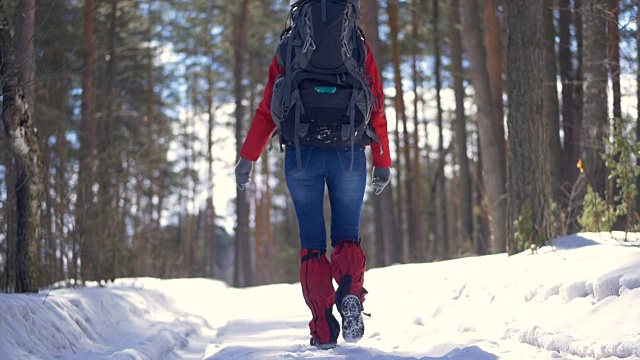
[
  {"xmin": 235, "ymin": 157, "xmax": 253, "ymax": 190},
  {"xmin": 372, "ymin": 167, "xmax": 391, "ymax": 195}
]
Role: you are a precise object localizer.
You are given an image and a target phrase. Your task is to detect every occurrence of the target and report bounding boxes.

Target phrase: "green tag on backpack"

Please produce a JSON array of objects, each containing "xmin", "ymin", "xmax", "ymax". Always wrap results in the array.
[{"xmin": 314, "ymin": 86, "xmax": 337, "ymax": 94}]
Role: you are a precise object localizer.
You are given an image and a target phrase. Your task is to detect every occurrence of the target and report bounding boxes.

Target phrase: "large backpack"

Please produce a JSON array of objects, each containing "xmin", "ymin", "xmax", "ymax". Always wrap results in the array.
[{"xmin": 270, "ymin": 0, "xmax": 379, "ymax": 168}]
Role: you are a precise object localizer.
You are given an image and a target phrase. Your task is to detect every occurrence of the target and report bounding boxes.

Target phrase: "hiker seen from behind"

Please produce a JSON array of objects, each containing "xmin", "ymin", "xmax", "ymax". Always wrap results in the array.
[{"xmin": 235, "ymin": 0, "xmax": 392, "ymax": 350}]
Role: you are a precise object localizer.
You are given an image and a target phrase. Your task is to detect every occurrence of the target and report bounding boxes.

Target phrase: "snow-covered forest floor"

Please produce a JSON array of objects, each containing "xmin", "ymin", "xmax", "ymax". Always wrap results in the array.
[{"xmin": 1, "ymin": 232, "xmax": 639, "ymax": 360}]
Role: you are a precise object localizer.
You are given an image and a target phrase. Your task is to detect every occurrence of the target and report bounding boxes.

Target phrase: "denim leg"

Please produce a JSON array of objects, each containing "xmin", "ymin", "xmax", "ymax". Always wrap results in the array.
[
  {"xmin": 325, "ymin": 146, "xmax": 367, "ymax": 247},
  {"xmin": 285, "ymin": 145, "xmax": 327, "ymax": 250}
]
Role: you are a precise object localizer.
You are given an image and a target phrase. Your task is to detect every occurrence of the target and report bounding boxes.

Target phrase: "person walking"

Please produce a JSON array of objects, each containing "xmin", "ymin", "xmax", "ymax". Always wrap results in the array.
[{"xmin": 235, "ymin": 0, "xmax": 391, "ymax": 349}]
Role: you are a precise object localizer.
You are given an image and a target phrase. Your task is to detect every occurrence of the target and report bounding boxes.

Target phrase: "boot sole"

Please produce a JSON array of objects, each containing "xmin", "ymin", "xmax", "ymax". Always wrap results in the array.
[
  {"xmin": 315, "ymin": 342, "xmax": 337, "ymax": 350},
  {"xmin": 341, "ymin": 295, "xmax": 364, "ymax": 343}
]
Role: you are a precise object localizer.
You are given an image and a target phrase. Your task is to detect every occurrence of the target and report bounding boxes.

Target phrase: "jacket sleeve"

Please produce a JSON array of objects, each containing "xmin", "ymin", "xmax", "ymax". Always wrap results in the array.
[
  {"xmin": 239, "ymin": 57, "xmax": 281, "ymax": 161},
  {"xmin": 365, "ymin": 43, "xmax": 392, "ymax": 168}
]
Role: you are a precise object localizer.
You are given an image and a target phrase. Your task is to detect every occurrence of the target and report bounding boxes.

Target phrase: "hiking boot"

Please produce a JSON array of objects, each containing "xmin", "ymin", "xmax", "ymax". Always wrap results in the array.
[
  {"xmin": 310, "ymin": 337, "xmax": 337, "ymax": 350},
  {"xmin": 330, "ymin": 239, "xmax": 368, "ymax": 343},
  {"xmin": 338, "ymin": 294, "xmax": 365, "ymax": 343}
]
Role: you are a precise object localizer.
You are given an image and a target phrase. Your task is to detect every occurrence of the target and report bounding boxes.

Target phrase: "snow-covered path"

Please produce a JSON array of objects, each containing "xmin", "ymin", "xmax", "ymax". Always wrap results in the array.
[{"xmin": 1, "ymin": 232, "xmax": 640, "ymax": 359}]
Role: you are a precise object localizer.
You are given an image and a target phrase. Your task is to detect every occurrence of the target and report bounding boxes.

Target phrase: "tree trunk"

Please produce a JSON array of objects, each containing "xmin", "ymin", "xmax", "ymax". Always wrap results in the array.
[
  {"xmin": 387, "ymin": 0, "xmax": 413, "ymax": 262},
  {"xmin": 458, "ymin": 0, "xmax": 508, "ymax": 254},
  {"xmin": 608, "ymin": 0, "xmax": 621, "ymax": 217},
  {"xmin": 55, "ymin": 50, "xmax": 70, "ymax": 283},
  {"xmin": 3, "ymin": 157, "xmax": 16, "ymax": 291},
  {"xmin": 543, "ymin": 3, "xmax": 563, "ymax": 202},
  {"xmin": 411, "ymin": 0, "xmax": 427, "ymax": 261},
  {"xmin": 360, "ymin": 0, "xmax": 381, "ymax": 61},
  {"xmin": 95, "ymin": 0, "xmax": 119, "ymax": 282},
  {"xmin": 146, "ymin": 1, "xmax": 163, "ymax": 276},
  {"xmin": 433, "ymin": 0, "xmax": 448, "ymax": 259},
  {"xmin": 484, "ymin": 0, "xmax": 506, "ymax": 157},
  {"xmin": 449, "ymin": 0, "xmax": 474, "ymax": 252},
  {"xmin": 506, "ymin": 0, "xmax": 554, "ymax": 254},
  {"xmin": 636, "ymin": 0, "xmax": 640, "ymax": 218},
  {"xmin": 204, "ymin": 4, "xmax": 217, "ymax": 278},
  {"xmin": 1, "ymin": 0, "xmax": 43, "ymax": 293},
  {"xmin": 361, "ymin": 0, "xmax": 396, "ymax": 266},
  {"xmin": 581, "ymin": 0, "xmax": 608, "ymax": 198},
  {"xmin": 76, "ymin": 0, "xmax": 97, "ymax": 282},
  {"xmin": 234, "ymin": 0, "xmax": 252, "ymax": 287},
  {"xmin": 608, "ymin": 0, "xmax": 621, "ymax": 123},
  {"xmin": 559, "ymin": 0, "xmax": 580, "ymax": 189},
  {"xmin": 575, "ymin": 0, "xmax": 584, "ymax": 164}
]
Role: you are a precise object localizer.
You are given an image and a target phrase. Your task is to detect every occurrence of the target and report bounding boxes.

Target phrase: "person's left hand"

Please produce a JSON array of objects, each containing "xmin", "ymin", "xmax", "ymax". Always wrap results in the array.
[{"xmin": 235, "ymin": 157, "xmax": 253, "ymax": 190}]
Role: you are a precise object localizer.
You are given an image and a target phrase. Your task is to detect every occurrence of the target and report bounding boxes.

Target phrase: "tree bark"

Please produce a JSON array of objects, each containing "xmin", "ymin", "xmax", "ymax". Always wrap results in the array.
[
  {"xmin": 608, "ymin": 0, "xmax": 621, "ymax": 122},
  {"xmin": 608, "ymin": 0, "xmax": 621, "ymax": 221},
  {"xmin": 543, "ymin": 3, "xmax": 563, "ymax": 201},
  {"xmin": 361, "ymin": 0, "xmax": 396, "ymax": 266},
  {"xmin": 145, "ymin": 0, "xmax": 161, "ymax": 276},
  {"xmin": 506, "ymin": 0, "xmax": 554, "ymax": 254},
  {"xmin": 433, "ymin": 0, "xmax": 448, "ymax": 259},
  {"xmin": 636, "ymin": 0, "xmax": 640, "ymax": 218},
  {"xmin": 411, "ymin": 0, "xmax": 427, "ymax": 261},
  {"xmin": 449, "ymin": 0, "xmax": 474, "ymax": 252},
  {"xmin": 484, "ymin": 0, "xmax": 506, "ymax": 157},
  {"xmin": 101, "ymin": 0, "xmax": 119, "ymax": 281},
  {"xmin": 234, "ymin": 0, "xmax": 252, "ymax": 287},
  {"xmin": 459, "ymin": 0, "xmax": 508, "ymax": 254},
  {"xmin": 76, "ymin": 0, "xmax": 97, "ymax": 282},
  {"xmin": 559, "ymin": 0, "xmax": 580, "ymax": 189},
  {"xmin": 205, "ymin": 5, "xmax": 217, "ymax": 278},
  {"xmin": 54, "ymin": 49, "xmax": 70, "ymax": 284},
  {"xmin": 581, "ymin": 0, "xmax": 608, "ymax": 198},
  {"xmin": 387, "ymin": 0, "xmax": 413, "ymax": 262},
  {"xmin": 1, "ymin": 0, "xmax": 43, "ymax": 293}
]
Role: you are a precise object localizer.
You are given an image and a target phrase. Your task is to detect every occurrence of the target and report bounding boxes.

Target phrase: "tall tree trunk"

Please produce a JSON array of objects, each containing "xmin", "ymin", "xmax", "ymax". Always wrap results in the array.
[
  {"xmin": 484, "ymin": 0, "xmax": 506, "ymax": 157},
  {"xmin": 3, "ymin": 158, "xmax": 16, "ymax": 291},
  {"xmin": 544, "ymin": 3, "xmax": 563, "ymax": 202},
  {"xmin": 145, "ymin": 1, "xmax": 161, "ymax": 276},
  {"xmin": 574, "ymin": 0, "xmax": 585, "ymax": 186},
  {"xmin": 361, "ymin": 0, "xmax": 396, "ymax": 266},
  {"xmin": 608, "ymin": 0, "xmax": 621, "ymax": 123},
  {"xmin": 100, "ymin": 0, "xmax": 119, "ymax": 281},
  {"xmin": 15, "ymin": 0, "xmax": 39, "ymax": 292},
  {"xmin": 411, "ymin": 0, "xmax": 426, "ymax": 261},
  {"xmin": 234, "ymin": 0, "xmax": 252, "ymax": 287},
  {"xmin": 77, "ymin": 0, "xmax": 97, "ymax": 282},
  {"xmin": 581, "ymin": 0, "xmax": 608, "ymax": 198},
  {"xmin": 433, "ymin": 0, "xmax": 448, "ymax": 259},
  {"xmin": 1, "ymin": 0, "xmax": 43, "ymax": 293},
  {"xmin": 204, "ymin": 4, "xmax": 217, "ymax": 279},
  {"xmin": 54, "ymin": 49, "xmax": 70, "ymax": 284},
  {"xmin": 387, "ymin": 0, "xmax": 413, "ymax": 262},
  {"xmin": 506, "ymin": 0, "xmax": 554, "ymax": 254},
  {"xmin": 459, "ymin": 0, "xmax": 508, "ymax": 254},
  {"xmin": 475, "ymin": 155, "xmax": 492, "ymax": 254},
  {"xmin": 636, "ymin": 0, "xmax": 640, "ymax": 218},
  {"xmin": 360, "ymin": 0, "xmax": 381, "ymax": 60},
  {"xmin": 608, "ymin": 0, "xmax": 621, "ymax": 223},
  {"xmin": 559, "ymin": 0, "xmax": 580, "ymax": 189},
  {"xmin": 449, "ymin": 0, "xmax": 474, "ymax": 252}
]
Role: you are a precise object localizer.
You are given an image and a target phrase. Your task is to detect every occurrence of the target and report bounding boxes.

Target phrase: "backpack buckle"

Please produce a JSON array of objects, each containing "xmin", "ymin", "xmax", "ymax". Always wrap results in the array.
[{"xmin": 302, "ymin": 36, "xmax": 316, "ymax": 53}]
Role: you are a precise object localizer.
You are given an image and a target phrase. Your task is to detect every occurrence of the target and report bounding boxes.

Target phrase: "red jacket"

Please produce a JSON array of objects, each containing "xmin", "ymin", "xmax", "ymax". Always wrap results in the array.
[{"xmin": 239, "ymin": 43, "xmax": 392, "ymax": 168}]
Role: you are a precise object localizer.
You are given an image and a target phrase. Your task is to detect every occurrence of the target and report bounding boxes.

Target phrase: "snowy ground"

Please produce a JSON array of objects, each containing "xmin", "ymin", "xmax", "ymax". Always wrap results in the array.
[{"xmin": 1, "ymin": 232, "xmax": 640, "ymax": 360}]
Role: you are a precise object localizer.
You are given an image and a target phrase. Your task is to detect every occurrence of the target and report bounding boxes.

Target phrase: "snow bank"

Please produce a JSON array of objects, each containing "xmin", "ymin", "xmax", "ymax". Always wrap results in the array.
[
  {"xmin": 0, "ymin": 285, "xmax": 202, "ymax": 359},
  {"xmin": 0, "ymin": 232, "xmax": 639, "ymax": 360}
]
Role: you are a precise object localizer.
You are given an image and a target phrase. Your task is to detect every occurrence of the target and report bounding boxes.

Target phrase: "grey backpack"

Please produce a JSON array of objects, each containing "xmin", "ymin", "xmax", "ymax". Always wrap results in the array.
[{"xmin": 270, "ymin": 0, "xmax": 379, "ymax": 168}]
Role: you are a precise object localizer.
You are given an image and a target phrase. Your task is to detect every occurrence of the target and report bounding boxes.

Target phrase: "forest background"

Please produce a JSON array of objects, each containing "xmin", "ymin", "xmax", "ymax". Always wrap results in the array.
[{"xmin": 1, "ymin": 0, "xmax": 639, "ymax": 292}]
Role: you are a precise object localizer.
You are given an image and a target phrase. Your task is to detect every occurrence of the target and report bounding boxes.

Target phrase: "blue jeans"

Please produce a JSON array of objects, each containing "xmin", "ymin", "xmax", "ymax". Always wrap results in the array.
[{"xmin": 285, "ymin": 143, "xmax": 367, "ymax": 250}]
